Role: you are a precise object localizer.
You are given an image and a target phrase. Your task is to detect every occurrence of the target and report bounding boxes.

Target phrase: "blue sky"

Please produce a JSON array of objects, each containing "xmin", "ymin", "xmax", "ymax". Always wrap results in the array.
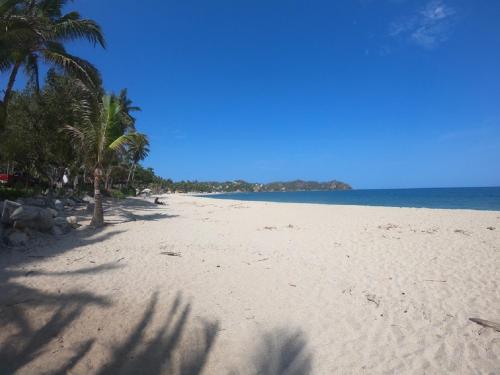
[{"xmin": 6, "ymin": 0, "xmax": 500, "ymax": 188}]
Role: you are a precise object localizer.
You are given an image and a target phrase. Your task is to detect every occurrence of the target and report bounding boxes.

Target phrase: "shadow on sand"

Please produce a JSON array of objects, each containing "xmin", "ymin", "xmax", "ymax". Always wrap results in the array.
[
  {"xmin": 0, "ymin": 198, "xmax": 313, "ymax": 374},
  {"xmin": 1, "ymin": 282, "xmax": 312, "ymax": 374}
]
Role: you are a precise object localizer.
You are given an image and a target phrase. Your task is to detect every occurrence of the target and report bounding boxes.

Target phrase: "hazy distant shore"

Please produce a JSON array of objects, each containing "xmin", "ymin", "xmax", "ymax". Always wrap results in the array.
[{"xmin": 1, "ymin": 194, "xmax": 499, "ymax": 374}]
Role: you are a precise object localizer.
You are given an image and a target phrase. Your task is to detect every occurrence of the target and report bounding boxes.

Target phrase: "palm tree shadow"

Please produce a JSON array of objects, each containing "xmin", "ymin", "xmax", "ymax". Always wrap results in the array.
[
  {"xmin": 98, "ymin": 292, "xmax": 219, "ymax": 375},
  {"xmin": 0, "ymin": 273, "xmax": 113, "ymax": 374},
  {"xmin": 232, "ymin": 328, "xmax": 312, "ymax": 375}
]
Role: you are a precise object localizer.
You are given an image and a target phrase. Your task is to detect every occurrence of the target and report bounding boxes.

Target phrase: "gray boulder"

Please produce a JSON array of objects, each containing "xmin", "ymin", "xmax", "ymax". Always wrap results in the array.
[
  {"xmin": 54, "ymin": 199, "xmax": 64, "ymax": 211},
  {"xmin": 1, "ymin": 200, "xmax": 21, "ymax": 225},
  {"xmin": 17, "ymin": 197, "xmax": 48, "ymax": 207},
  {"xmin": 53, "ymin": 217, "xmax": 72, "ymax": 234},
  {"xmin": 67, "ymin": 216, "xmax": 79, "ymax": 228},
  {"xmin": 64, "ymin": 198, "xmax": 76, "ymax": 207},
  {"xmin": 7, "ymin": 230, "xmax": 29, "ymax": 246},
  {"xmin": 10, "ymin": 205, "xmax": 54, "ymax": 232},
  {"xmin": 47, "ymin": 208, "xmax": 59, "ymax": 218},
  {"xmin": 82, "ymin": 195, "xmax": 95, "ymax": 204}
]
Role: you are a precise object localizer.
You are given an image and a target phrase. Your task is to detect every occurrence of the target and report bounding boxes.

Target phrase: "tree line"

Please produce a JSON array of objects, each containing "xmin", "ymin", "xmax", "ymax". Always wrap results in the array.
[{"xmin": 0, "ymin": 0, "xmax": 154, "ymax": 226}]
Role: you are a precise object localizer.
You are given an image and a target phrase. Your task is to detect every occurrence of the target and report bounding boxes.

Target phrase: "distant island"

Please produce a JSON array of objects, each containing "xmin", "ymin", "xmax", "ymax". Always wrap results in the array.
[{"xmin": 167, "ymin": 179, "xmax": 352, "ymax": 193}]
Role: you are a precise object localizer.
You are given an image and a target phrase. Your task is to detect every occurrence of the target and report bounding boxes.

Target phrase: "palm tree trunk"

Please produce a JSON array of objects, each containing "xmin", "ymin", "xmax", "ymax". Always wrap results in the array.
[
  {"xmin": 126, "ymin": 165, "xmax": 133, "ymax": 187},
  {"xmin": 131, "ymin": 163, "xmax": 137, "ymax": 184},
  {"xmin": 104, "ymin": 167, "xmax": 112, "ymax": 191},
  {"xmin": 3, "ymin": 60, "xmax": 22, "ymax": 111},
  {"xmin": 90, "ymin": 168, "xmax": 104, "ymax": 227},
  {"xmin": 0, "ymin": 60, "xmax": 22, "ymax": 130}
]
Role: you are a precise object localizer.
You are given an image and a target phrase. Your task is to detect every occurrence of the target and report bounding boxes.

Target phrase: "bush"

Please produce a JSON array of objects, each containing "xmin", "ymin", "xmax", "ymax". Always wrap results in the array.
[
  {"xmin": 0, "ymin": 186, "xmax": 38, "ymax": 201},
  {"xmin": 108, "ymin": 188, "xmax": 135, "ymax": 200},
  {"xmin": 120, "ymin": 187, "xmax": 136, "ymax": 196},
  {"xmin": 109, "ymin": 189, "xmax": 127, "ymax": 199}
]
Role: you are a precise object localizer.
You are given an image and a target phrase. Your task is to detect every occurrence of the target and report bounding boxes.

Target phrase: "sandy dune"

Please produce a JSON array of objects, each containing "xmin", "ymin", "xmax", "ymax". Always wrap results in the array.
[{"xmin": 1, "ymin": 195, "xmax": 499, "ymax": 374}]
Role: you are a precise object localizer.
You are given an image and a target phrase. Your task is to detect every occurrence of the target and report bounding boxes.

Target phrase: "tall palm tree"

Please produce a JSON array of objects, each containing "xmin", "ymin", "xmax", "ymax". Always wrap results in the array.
[
  {"xmin": 64, "ymin": 94, "xmax": 129, "ymax": 227},
  {"xmin": 0, "ymin": 0, "xmax": 105, "ymax": 129},
  {"xmin": 116, "ymin": 88, "xmax": 141, "ymax": 131},
  {"xmin": 125, "ymin": 132, "xmax": 150, "ymax": 187}
]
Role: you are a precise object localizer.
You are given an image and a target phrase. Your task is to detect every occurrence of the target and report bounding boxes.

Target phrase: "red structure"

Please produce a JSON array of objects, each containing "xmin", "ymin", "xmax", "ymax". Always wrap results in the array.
[{"xmin": 0, "ymin": 173, "xmax": 12, "ymax": 184}]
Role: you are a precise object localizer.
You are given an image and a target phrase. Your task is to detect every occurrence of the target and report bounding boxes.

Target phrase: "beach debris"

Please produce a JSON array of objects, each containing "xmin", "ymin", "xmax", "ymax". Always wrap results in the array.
[
  {"xmin": 116, "ymin": 257, "xmax": 126, "ymax": 262},
  {"xmin": 454, "ymin": 229, "xmax": 471, "ymax": 236},
  {"xmin": 160, "ymin": 251, "xmax": 181, "ymax": 257},
  {"xmin": 421, "ymin": 227, "xmax": 439, "ymax": 234},
  {"xmin": 289, "ymin": 283, "xmax": 297, "ymax": 287},
  {"xmin": 287, "ymin": 224, "xmax": 294, "ymax": 229},
  {"xmin": 263, "ymin": 226, "xmax": 277, "ymax": 230},
  {"xmin": 423, "ymin": 279, "xmax": 447, "ymax": 283},
  {"xmin": 256, "ymin": 257, "xmax": 269, "ymax": 262},
  {"xmin": 469, "ymin": 318, "xmax": 500, "ymax": 332},
  {"xmin": 365, "ymin": 293, "xmax": 380, "ymax": 307},
  {"xmin": 486, "ymin": 226, "xmax": 495, "ymax": 230},
  {"xmin": 378, "ymin": 223, "xmax": 399, "ymax": 230}
]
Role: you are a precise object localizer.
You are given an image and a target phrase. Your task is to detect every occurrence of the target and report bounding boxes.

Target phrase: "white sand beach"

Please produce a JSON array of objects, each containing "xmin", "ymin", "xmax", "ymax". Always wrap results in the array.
[{"xmin": 1, "ymin": 195, "xmax": 499, "ymax": 374}]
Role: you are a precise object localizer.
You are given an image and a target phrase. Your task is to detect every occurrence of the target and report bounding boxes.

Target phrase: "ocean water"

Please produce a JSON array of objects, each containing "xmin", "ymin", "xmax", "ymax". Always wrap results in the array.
[{"xmin": 203, "ymin": 187, "xmax": 500, "ymax": 211}]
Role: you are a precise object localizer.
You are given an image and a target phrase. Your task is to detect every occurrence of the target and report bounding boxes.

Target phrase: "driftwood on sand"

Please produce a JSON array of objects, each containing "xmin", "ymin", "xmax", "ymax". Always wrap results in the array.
[{"xmin": 469, "ymin": 318, "xmax": 500, "ymax": 332}]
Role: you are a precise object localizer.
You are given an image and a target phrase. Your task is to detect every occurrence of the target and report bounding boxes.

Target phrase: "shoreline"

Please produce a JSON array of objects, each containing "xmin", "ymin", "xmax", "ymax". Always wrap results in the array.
[{"xmin": 196, "ymin": 194, "xmax": 500, "ymax": 213}]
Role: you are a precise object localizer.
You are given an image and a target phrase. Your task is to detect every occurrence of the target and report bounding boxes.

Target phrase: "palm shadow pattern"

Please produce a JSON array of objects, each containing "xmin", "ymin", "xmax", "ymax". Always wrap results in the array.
[
  {"xmin": 1, "ymin": 281, "xmax": 312, "ymax": 375},
  {"xmin": 1, "ymin": 235, "xmax": 312, "ymax": 375},
  {"xmin": 250, "ymin": 329, "xmax": 312, "ymax": 375},
  {"xmin": 97, "ymin": 292, "xmax": 220, "ymax": 375}
]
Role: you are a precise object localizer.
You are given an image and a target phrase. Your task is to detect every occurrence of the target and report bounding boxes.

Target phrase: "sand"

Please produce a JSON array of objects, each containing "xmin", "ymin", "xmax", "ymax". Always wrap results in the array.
[{"xmin": 1, "ymin": 194, "xmax": 499, "ymax": 374}]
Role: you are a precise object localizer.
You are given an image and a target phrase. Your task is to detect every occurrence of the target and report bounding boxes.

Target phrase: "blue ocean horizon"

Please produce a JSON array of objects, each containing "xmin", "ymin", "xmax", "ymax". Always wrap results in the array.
[{"xmin": 203, "ymin": 187, "xmax": 500, "ymax": 211}]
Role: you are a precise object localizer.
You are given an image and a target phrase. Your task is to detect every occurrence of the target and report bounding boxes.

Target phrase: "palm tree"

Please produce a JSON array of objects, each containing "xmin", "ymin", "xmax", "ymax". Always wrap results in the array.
[
  {"xmin": 64, "ymin": 95, "xmax": 129, "ymax": 227},
  {"xmin": 125, "ymin": 133, "xmax": 150, "ymax": 187},
  {"xmin": 116, "ymin": 88, "xmax": 141, "ymax": 131},
  {"xmin": 0, "ymin": 0, "xmax": 105, "ymax": 129}
]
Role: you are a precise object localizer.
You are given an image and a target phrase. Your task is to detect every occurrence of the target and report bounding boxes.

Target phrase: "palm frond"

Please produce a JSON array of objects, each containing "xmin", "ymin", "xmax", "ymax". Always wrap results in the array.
[
  {"xmin": 109, "ymin": 134, "xmax": 132, "ymax": 151},
  {"xmin": 62, "ymin": 124, "xmax": 84, "ymax": 141},
  {"xmin": 42, "ymin": 43, "xmax": 101, "ymax": 87},
  {"xmin": 54, "ymin": 15, "xmax": 106, "ymax": 47}
]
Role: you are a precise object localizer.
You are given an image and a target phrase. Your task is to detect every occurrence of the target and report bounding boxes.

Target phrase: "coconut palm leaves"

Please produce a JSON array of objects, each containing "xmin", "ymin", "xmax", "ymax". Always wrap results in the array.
[
  {"xmin": 0, "ymin": 0, "xmax": 105, "ymax": 129},
  {"xmin": 122, "ymin": 132, "xmax": 150, "ymax": 186}
]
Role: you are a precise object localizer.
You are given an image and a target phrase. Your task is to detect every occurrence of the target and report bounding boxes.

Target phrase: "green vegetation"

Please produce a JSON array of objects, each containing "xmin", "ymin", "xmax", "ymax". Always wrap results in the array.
[
  {"xmin": 0, "ymin": 0, "xmax": 105, "ymax": 129},
  {"xmin": 0, "ymin": 186, "xmax": 39, "ymax": 201},
  {"xmin": 164, "ymin": 179, "xmax": 352, "ymax": 193},
  {"xmin": 0, "ymin": 0, "xmax": 151, "ymax": 227}
]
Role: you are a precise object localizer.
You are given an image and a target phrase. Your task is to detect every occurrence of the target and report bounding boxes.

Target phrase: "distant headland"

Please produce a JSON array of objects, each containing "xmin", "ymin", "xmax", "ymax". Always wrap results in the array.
[{"xmin": 169, "ymin": 179, "xmax": 352, "ymax": 193}]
